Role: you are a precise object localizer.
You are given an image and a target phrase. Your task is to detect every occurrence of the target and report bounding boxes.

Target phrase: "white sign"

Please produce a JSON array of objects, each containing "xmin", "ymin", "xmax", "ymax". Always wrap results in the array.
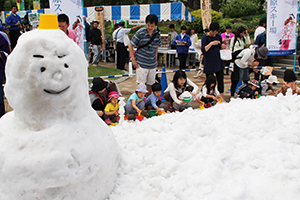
[
  {"xmin": 267, "ymin": 0, "xmax": 298, "ymax": 56},
  {"xmin": 50, "ymin": 0, "xmax": 84, "ymax": 51},
  {"xmin": 129, "ymin": 20, "xmax": 145, "ymax": 25}
]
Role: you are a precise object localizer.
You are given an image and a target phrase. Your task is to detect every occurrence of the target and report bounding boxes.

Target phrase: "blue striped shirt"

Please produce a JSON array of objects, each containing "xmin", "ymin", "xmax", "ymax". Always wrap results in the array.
[{"xmin": 130, "ymin": 27, "xmax": 161, "ymax": 69}]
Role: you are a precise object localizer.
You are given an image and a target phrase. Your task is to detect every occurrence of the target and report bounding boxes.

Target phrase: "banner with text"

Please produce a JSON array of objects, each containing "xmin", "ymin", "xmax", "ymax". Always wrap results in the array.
[
  {"xmin": 267, "ymin": 0, "xmax": 298, "ymax": 56},
  {"xmin": 50, "ymin": 0, "xmax": 84, "ymax": 51},
  {"xmin": 201, "ymin": 0, "xmax": 211, "ymax": 30}
]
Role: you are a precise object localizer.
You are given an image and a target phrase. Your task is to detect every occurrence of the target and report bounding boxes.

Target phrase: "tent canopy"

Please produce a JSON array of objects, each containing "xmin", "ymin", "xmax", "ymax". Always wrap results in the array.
[{"xmin": 1, "ymin": 2, "xmax": 194, "ymax": 23}]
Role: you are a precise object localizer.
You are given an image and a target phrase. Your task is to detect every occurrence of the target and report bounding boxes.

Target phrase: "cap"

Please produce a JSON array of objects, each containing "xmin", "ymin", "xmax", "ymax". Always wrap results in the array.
[
  {"xmin": 266, "ymin": 75, "xmax": 279, "ymax": 84},
  {"xmin": 91, "ymin": 78, "xmax": 108, "ymax": 92},
  {"xmin": 249, "ymin": 79, "xmax": 260, "ymax": 88},
  {"xmin": 108, "ymin": 91, "xmax": 120, "ymax": 101},
  {"xmin": 136, "ymin": 83, "xmax": 148, "ymax": 93}
]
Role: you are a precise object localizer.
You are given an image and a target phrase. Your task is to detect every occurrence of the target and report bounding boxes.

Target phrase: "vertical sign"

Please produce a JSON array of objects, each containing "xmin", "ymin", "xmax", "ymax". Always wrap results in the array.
[
  {"xmin": 50, "ymin": 0, "xmax": 84, "ymax": 51},
  {"xmin": 267, "ymin": 0, "xmax": 298, "ymax": 55},
  {"xmin": 33, "ymin": 0, "xmax": 41, "ymax": 10},
  {"xmin": 16, "ymin": 0, "xmax": 25, "ymax": 11},
  {"xmin": 95, "ymin": 6, "xmax": 105, "ymax": 50},
  {"xmin": 201, "ymin": 0, "xmax": 211, "ymax": 30}
]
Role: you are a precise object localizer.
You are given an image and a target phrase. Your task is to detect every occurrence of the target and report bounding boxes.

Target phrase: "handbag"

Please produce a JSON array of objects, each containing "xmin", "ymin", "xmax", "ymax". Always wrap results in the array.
[{"xmin": 220, "ymin": 49, "xmax": 232, "ymax": 60}]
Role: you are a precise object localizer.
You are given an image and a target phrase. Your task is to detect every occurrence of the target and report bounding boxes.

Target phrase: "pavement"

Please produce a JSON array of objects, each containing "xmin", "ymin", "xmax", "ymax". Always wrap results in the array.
[{"xmin": 4, "ymin": 61, "xmax": 285, "ymax": 114}]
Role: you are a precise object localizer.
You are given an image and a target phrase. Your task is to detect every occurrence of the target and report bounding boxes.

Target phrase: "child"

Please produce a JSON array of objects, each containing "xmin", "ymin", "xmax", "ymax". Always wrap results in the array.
[
  {"xmin": 277, "ymin": 69, "xmax": 300, "ymax": 96},
  {"xmin": 201, "ymin": 75, "xmax": 224, "ymax": 107},
  {"xmin": 145, "ymin": 83, "xmax": 162, "ymax": 113},
  {"xmin": 235, "ymin": 79, "xmax": 260, "ymax": 99},
  {"xmin": 124, "ymin": 83, "xmax": 148, "ymax": 120},
  {"xmin": 164, "ymin": 70, "xmax": 198, "ymax": 112},
  {"xmin": 104, "ymin": 91, "xmax": 120, "ymax": 126},
  {"xmin": 259, "ymin": 75, "xmax": 278, "ymax": 96}
]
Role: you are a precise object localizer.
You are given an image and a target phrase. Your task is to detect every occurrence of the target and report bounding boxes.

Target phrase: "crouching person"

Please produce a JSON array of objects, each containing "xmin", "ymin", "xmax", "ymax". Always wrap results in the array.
[
  {"xmin": 235, "ymin": 79, "xmax": 260, "ymax": 99},
  {"xmin": 124, "ymin": 83, "xmax": 148, "ymax": 120},
  {"xmin": 104, "ymin": 91, "xmax": 120, "ymax": 126},
  {"xmin": 145, "ymin": 83, "xmax": 162, "ymax": 113},
  {"xmin": 89, "ymin": 78, "xmax": 108, "ymax": 120}
]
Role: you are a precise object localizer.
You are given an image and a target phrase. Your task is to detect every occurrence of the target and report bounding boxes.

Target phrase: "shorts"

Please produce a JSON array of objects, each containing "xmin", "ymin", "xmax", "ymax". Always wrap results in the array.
[{"xmin": 136, "ymin": 67, "xmax": 156, "ymax": 85}]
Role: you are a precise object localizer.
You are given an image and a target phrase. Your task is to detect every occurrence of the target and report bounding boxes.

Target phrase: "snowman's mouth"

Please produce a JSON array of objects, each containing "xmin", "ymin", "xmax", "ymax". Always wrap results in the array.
[{"xmin": 44, "ymin": 86, "xmax": 70, "ymax": 94}]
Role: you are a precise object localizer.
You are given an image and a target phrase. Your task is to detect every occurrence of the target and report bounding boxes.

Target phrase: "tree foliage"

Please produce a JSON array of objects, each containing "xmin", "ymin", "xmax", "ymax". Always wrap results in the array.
[{"xmin": 221, "ymin": 0, "xmax": 266, "ymax": 18}]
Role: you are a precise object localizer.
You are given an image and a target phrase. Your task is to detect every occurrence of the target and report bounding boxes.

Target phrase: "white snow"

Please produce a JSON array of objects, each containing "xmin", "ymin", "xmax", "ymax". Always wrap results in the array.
[
  {"xmin": 110, "ymin": 92, "xmax": 300, "ymax": 200},
  {"xmin": 0, "ymin": 29, "xmax": 120, "ymax": 200}
]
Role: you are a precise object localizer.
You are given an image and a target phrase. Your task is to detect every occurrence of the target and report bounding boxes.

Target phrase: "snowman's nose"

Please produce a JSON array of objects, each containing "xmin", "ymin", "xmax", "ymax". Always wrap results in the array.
[{"xmin": 52, "ymin": 71, "xmax": 63, "ymax": 81}]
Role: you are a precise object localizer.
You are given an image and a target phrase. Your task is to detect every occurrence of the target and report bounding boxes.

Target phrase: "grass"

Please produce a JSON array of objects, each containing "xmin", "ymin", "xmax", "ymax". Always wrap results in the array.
[{"xmin": 88, "ymin": 65, "xmax": 124, "ymax": 83}]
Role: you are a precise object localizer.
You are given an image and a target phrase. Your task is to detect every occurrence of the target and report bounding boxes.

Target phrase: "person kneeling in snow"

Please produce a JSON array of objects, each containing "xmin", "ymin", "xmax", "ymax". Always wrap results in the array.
[
  {"xmin": 235, "ymin": 79, "xmax": 260, "ymax": 99},
  {"xmin": 164, "ymin": 70, "xmax": 198, "ymax": 112},
  {"xmin": 276, "ymin": 69, "xmax": 300, "ymax": 96},
  {"xmin": 201, "ymin": 75, "xmax": 224, "ymax": 108},
  {"xmin": 104, "ymin": 91, "xmax": 120, "ymax": 126},
  {"xmin": 124, "ymin": 83, "xmax": 148, "ymax": 120},
  {"xmin": 145, "ymin": 82, "xmax": 163, "ymax": 114},
  {"xmin": 259, "ymin": 75, "xmax": 278, "ymax": 96},
  {"xmin": 89, "ymin": 78, "xmax": 108, "ymax": 119}
]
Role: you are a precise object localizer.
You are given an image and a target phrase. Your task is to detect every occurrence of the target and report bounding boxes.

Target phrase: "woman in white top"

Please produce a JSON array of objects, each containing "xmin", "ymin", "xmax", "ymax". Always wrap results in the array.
[
  {"xmin": 187, "ymin": 27, "xmax": 198, "ymax": 68},
  {"xmin": 230, "ymin": 26, "xmax": 251, "ymax": 53},
  {"xmin": 164, "ymin": 70, "xmax": 198, "ymax": 112}
]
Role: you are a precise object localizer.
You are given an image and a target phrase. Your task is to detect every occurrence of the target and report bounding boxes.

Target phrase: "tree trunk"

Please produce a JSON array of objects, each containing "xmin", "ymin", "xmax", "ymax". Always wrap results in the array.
[{"xmin": 212, "ymin": 0, "xmax": 219, "ymax": 11}]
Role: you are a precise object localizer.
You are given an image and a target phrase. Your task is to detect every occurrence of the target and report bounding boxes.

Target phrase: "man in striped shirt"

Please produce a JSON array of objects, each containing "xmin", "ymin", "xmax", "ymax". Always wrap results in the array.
[{"xmin": 129, "ymin": 14, "xmax": 161, "ymax": 94}]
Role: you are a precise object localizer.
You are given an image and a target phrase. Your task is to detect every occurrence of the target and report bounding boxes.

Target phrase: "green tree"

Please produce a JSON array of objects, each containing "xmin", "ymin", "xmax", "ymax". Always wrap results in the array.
[{"xmin": 221, "ymin": 0, "xmax": 266, "ymax": 18}]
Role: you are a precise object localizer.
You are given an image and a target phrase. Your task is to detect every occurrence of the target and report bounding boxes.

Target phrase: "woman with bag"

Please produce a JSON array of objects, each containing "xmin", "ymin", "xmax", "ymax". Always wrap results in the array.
[
  {"xmin": 201, "ymin": 22, "xmax": 225, "ymax": 95},
  {"xmin": 229, "ymin": 26, "xmax": 251, "ymax": 97}
]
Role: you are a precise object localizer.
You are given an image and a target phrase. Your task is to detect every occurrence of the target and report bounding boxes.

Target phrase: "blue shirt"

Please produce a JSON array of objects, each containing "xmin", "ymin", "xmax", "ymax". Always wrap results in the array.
[
  {"xmin": 130, "ymin": 27, "xmax": 161, "ymax": 69},
  {"xmin": 0, "ymin": 31, "xmax": 10, "ymax": 45},
  {"xmin": 5, "ymin": 13, "xmax": 22, "ymax": 31},
  {"xmin": 145, "ymin": 93, "xmax": 159, "ymax": 109},
  {"xmin": 0, "ymin": 19, "xmax": 6, "ymax": 31},
  {"xmin": 254, "ymin": 32, "xmax": 266, "ymax": 47},
  {"xmin": 172, "ymin": 33, "xmax": 191, "ymax": 54},
  {"xmin": 127, "ymin": 93, "xmax": 144, "ymax": 103}
]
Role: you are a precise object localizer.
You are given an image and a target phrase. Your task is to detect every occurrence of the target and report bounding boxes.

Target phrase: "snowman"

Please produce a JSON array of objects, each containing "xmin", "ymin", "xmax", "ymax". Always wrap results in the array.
[{"xmin": 0, "ymin": 14, "xmax": 120, "ymax": 200}]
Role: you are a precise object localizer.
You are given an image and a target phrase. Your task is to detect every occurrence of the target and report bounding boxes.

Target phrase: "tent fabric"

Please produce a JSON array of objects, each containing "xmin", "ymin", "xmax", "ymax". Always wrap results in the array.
[{"xmin": 0, "ymin": 2, "xmax": 194, "ymax": 23}]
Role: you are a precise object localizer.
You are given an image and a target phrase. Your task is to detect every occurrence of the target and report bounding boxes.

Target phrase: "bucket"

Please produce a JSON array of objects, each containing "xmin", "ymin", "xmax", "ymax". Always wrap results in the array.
[
  {"xmin": 38, "ymin": 14, "xmax": 59, "ymax": 30},
  {"xmin": 183, "ymin": 96, "xmax": 191, "ymax": 103},
  {"xmin": 148, "ymin": 110, "xmax": 157, "ymax": 118}
]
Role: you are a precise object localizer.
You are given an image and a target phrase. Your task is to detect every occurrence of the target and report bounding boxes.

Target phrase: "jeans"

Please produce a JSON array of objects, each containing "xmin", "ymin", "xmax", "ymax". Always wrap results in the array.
[{"xmin": 125, "ymin": 101, "xmax": 145, "ymax": 115}]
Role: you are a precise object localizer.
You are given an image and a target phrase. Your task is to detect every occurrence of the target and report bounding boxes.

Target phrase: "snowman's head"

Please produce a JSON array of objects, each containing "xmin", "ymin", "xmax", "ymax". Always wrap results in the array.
[{"xmin": 5, "ymin": 29, "xmax": 89, "ymax": 129}]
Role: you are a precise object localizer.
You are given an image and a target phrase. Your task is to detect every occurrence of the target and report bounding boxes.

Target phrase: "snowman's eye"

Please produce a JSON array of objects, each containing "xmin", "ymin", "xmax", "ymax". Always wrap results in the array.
[
  {"xmin": 33, "ymin": 55, "xmax": 44, "ymax": 58},
  {"xmin": 58, "ymin": 55, "xmax": 66, "ymax": 58},
  {"xmin": 40, "ymin": 67, "xmax": 46, "ymax": 72},
  {"xmin": 64, "ymin": 63, "xmax": 69, "ymax": 68}
]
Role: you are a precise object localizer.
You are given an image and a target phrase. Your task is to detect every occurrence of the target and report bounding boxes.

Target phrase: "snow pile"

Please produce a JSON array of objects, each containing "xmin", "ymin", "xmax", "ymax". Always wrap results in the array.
[
  {"xmin": 110, "ymin": 93, "xmax": 300, "ymax": 200},
  {"xmin": 0, "ymin": 30, "xmax": 120, "ymax": 200}
]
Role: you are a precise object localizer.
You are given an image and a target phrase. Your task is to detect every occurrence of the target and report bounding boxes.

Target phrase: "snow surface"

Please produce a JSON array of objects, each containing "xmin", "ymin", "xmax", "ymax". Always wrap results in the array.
[
  {"xmin": 0, "ymin": 29, "xmax": 120, "ymax": 200},
  {"xmin": 110, "ymin": 92, "xmax": 300, "ymax": 200}
]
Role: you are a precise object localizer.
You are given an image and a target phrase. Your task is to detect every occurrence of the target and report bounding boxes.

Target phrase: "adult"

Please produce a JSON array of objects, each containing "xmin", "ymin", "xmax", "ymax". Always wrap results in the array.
[
  {"xmin": 90, "ymin": 21, "xmax": 102, "ymax": 66},
  {"xmin": 112, "ymin": 23, "xmax": 119, "ymax": 67},
  {"xmin": 57, "ymin": 13, "xmax": 76, "ymax": 42},
  {"xmin": 84, "ymin": 16, "xmax": 91, "ymax": 61},
  {"xmin": 0, "ymin": 34, "xmax": 11, "ymax": 117},
  {"xmin": 187, "ymin": 27, "xmax": 198, "ymax": 69},
  {"xmin": 234, "ymin": 46, "xmax": 269, "ymax": 87},
  {"xmin": 172, "ymin": 25, "xmax": 191, "ymax": 70},
  {"xmin": 0, "ymin": 11, "xmax": 6, "ymax": 31},
  {"xmin": 201, "ymin": 22, "xmax": 225, "ymax": 95},
  {"xmin": 229, "ymin": 26, "xmax": 251, "ymax": 55},
  {"xmin": 129, "ymin": 14, "xmax": 161, "ymax": 94},
  {"xmin": 221, "ymin": 25, "xmax": 235, "ymax": 75},
  {"xmin": 254, "ymin": 17, "xmax": 266, "ymax": 41},
  {"xmin": 5, "ymin": 5, "xmax": 22, "ymax": 50},
  {"xmin": 0, "ymin": 31, "xmax": 11, "ymax": 52},
  {"xmin": 168, "ymin": 24, "xmax": 177, "ymax": 49},
  {"xmin": 89, "ymin": 78, "xmax": 108, "ymax": 119},
  {"xmin": 113, "ymin": 21, "xmax": 142, "ymax": 70}
]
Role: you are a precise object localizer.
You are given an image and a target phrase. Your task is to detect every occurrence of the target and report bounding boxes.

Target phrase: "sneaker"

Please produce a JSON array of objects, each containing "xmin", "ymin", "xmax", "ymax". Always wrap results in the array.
[
  {"xmin": 124, "ymin": 115, "xmax": 129, "ymax": 120},
  {"xmin": 168, "ymin": 105, "xmax": 175, "ymax": 112},
  {"xmin": 104, "ymin": 118, "xmax": 112, "ymax": 125},
  {"xmin": 91, "ymin": 64, "xmax": 97, "ymax": 67}
]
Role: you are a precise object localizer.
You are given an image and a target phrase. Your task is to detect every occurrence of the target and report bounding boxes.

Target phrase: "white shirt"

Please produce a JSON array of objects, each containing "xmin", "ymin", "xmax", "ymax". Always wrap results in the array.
[
  {"xmin": 164, "ymin": 78, "xmax": 199, "ymax": 104},
  {"xmin": 181, "ymin": 33, "xmax": 186, "ymax": 39},
  {"xmin": 254, "ymin": 26, "xmax": 265, "ymax": 41},
  {"xmin": 202, "ymin": 85, "xmax": 220, "ymax": 97},
  {"xmin": 189, "ymin": 34, "xmax": 196, "ymax": 49},
  {"xmin": 168, "ymin": 31, "xmax": 177, "ymax": 42},
  {"xmin": 113, "ymin": 27, "xmax": 131, "ymax": 43},
  {"xmin": 234, "ymin": 46, "xmax": 256, "ymax": 69}
]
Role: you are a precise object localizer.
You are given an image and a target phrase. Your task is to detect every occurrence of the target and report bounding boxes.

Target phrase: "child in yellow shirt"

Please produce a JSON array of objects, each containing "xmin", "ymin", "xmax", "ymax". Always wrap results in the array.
[{"xmin": 104, "ymin": 91, "xmax": 120, "ymax": 126}]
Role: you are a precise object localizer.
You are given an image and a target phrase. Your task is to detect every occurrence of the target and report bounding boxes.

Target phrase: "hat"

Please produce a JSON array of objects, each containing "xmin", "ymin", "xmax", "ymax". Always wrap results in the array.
[
  {"xmin": 136, "ymin": 83, "xmax": 148, "ymax": 93},
  {"xmin": 108, "ymin": 91, "xmax": 119, "ymax": 101},
  {"xmin": 256, "ymin": 46, "xmax": 269, "ymax": 60},
  {"xmin": 181, "ymin": 25, "xmax": 187, "ymax": 30},
  {"xmin": 266, "ymin": 75, "xmax": 279, "ymax": 84},
  {"xmin": 249, "ymin": 79, "xmax": 260, "ymax": 88},
  {"xmin": 91, "ymin": 78, "xmax": 108, "ymax": 92}
]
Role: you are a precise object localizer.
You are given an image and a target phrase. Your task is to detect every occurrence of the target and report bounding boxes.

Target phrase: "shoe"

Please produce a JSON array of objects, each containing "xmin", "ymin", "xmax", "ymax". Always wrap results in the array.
[
  {"xmin": 111, "ymin": 122, "xmax": 118, "ymax": 126},
  {"xmin": 91, "ymin": 64, "xmax": 97, "ymax": 67},
  {"xmin": 104, "ymin": 118, "xmax": 112, "ymax": 125},
  {"xmin": 205, "ymin": 103, "xmax": 212, "ymax": 108},
  {"xmin": 116, "ymin": 116, "xmax": 120, "ymax": 122},
  {"xmin": 168, "ymin": 105, "xmax": 175, "ymax": 112},
  {"xmin": 124, "ymin": 115, "xmax": 129, "ymax": 120}
]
